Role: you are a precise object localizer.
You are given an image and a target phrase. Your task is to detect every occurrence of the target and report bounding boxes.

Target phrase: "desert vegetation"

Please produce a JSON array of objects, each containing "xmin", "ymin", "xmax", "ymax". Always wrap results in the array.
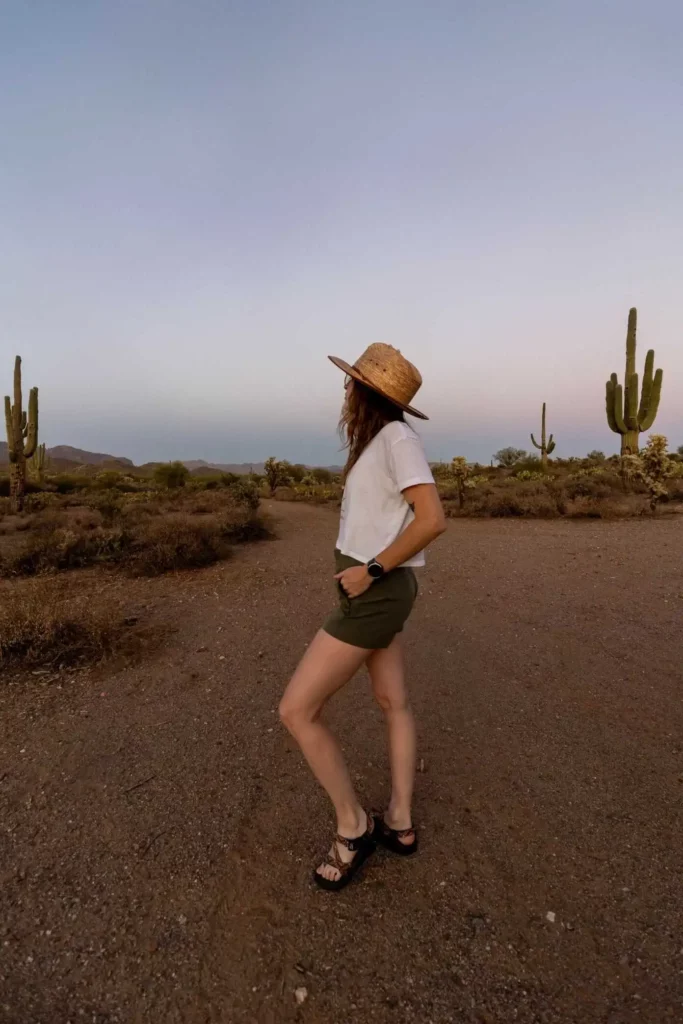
[
  {"xmin": 1, "ymin": 305, "xmax": 678, "ymax": 672},
  {"xmin": 0, "ymin": 462, "xmax": 270, "ymax": 671}
]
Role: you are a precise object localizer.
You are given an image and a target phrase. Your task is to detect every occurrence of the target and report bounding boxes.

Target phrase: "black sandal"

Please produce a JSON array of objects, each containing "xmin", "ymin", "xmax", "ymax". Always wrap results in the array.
[
  {"xmin": 372, "ymin": 811, "xmax": 418, "ymax": 856},
  {"xmin": 313, "ymin": 813, "xmax": 376, "ymax": 891}
]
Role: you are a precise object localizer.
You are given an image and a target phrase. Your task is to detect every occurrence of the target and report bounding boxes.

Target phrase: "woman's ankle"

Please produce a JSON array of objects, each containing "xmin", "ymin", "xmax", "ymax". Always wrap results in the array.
[
  {"xmin": 336, "ymin": 803, "xmax": 367, "ymax": 837},
  {"xmin": 386, "ymin": 802, "xmax": 412, "ymax": 829}
]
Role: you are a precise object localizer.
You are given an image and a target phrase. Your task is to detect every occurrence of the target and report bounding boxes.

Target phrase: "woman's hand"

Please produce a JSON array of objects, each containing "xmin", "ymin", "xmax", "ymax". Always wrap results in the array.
[{"xmin": 335, "ymin": 564, "xmax": 373, "ymax": 599}]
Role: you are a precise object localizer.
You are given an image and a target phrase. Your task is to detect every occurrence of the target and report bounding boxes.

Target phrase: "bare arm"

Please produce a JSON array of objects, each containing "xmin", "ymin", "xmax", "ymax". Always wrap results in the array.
[
  {"xmin": 335, "ymin": 483, "xmax": 446, "ymax": 596},
  {"xmin": 375, "ymin": 482, "xmax": 447, "ymax": 572}
]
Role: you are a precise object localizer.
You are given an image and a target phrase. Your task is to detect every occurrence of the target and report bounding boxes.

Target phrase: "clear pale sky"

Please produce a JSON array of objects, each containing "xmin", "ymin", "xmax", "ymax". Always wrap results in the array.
[{"xmin": 2, "ymin": 1, "xmax": 682, "ymax": 465}]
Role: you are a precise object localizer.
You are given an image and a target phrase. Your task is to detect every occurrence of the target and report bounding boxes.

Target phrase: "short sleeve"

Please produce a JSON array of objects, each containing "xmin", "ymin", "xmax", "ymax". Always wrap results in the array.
[{"xmin": 388, "ymin": 430, "xmax": 435, "ymax": 492}]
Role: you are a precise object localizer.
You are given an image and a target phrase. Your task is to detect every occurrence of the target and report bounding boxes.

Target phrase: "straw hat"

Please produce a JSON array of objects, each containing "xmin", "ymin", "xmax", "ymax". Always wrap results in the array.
[{"xmin": 328, "ymin": 343, "xmax": 428, "ymax": 420}]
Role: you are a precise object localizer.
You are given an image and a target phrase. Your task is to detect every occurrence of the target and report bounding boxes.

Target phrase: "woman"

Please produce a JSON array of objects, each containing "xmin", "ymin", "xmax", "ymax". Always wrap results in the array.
[{"xmin": 279, "ymin": 343, "xmax": 446, "ymax": 890}]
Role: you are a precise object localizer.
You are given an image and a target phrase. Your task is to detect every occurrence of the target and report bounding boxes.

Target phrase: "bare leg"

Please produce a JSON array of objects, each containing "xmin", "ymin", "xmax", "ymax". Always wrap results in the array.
[
  {"xmin": 367, "ymin": 636, "xmax": 416, "ymax": 844},
  {"xmin": 279, "ymin": 629, "xmax": 371, "ymax": 880}
]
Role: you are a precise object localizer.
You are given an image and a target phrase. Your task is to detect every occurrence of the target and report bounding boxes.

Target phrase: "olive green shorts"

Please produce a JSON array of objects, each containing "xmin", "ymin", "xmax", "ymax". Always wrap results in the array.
[{"xmin": 322, "ymin": 550, "xmax": 419, "ymax": 650}]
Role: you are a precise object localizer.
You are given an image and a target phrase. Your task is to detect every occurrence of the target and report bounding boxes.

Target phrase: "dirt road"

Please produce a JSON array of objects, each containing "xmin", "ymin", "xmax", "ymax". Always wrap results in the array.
[{"xmin": 1, "ymin": 501, "xmax": 682, "ymax": 1024}]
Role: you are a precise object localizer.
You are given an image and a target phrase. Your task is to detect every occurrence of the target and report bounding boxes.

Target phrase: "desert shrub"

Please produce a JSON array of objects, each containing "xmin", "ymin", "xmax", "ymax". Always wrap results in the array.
[
  {"xmin": 510, "ymin": 456, "xmax": 542, "ymax": 475},
  {"xmin": 53, "ymin": 474, "xmax": 90, "ymax": 494},
  {"xmin": 287, "ymin": 464, "xmax": 307, "ymax": 484},
  {"xmin": 494, "ymin": 447, "xmax": 527, "ymax": 467},
  {"xmin": 85, "ymin": 489, "xmax": 125, "ymax": 524},
  {"xmin": 1, "ymin": 520, "xmax": 129, "ymax": 576},
  {"xmin": 567, "ymin": 496, "xmax": 638, "ymax": 519},
  {"xmin": 154, "ymin": 461, "xmax": 190, "ymax": 489},
  {"xmin": 0, "ymin": 583, "xmax": 125, "ymax": 669},
  {"xmin": 227, "ymin": 478, "xmax": 260, "ymax": 511},
  {"xmin": 95, "ymin": 469, "xmax": 123, "ymax": 489},
  {"xmin": 123, "ymin": 516, "xmax": 228, "ymax": 575},
  {"xmin": 0, "ymin": 476, "xmax": 43, "ymax": 497},
  {"xmin": 23, "ymin": 492, "xmax": 63, "ymax": 513},
  {"xmin": 587, "ymin": 450, "xmax": 606, "ymax": 462},
  {"xmin": 311, "ymin": 467, "xmax": 334, "ymax": 485},
  {"xmin": 273, "ymin": 485, "xmax": 296, "ymax": 501},
  {"xmin": 515, "ymin": 469, "xmax": 549, "ymax": 482}
]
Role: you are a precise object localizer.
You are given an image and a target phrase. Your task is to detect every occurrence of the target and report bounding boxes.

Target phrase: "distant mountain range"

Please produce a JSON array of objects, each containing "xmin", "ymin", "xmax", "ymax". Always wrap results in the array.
[{"xmin": 0, "ymin": 444, "xmax": 341, "ymax": 475}]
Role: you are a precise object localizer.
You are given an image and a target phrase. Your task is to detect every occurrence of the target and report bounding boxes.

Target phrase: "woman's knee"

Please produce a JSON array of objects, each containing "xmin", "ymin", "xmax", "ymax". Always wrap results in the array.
[
  {"xmin": 279, "ymin": 693, "xmax": 320, "ymax": 733},
  {"xmin": 373, "ymin": 686, "xmax": 410, "ymax": 715}
]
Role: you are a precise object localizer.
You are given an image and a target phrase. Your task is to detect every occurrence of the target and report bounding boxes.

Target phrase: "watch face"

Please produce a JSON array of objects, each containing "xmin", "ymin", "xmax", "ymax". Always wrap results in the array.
[{"xmin": 368, "ymin": 560, "xmax": 384, "ymax": 579}]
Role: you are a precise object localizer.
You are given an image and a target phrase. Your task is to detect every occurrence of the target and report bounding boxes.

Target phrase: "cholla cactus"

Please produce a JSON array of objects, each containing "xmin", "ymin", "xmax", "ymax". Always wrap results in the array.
[
  {"xmin": 451, "ymin": 456, "xmax": 470, "ymax": 509},
  {"xmin": 621, "ymin": 434, "xmax": 673, "ymax": 510}
]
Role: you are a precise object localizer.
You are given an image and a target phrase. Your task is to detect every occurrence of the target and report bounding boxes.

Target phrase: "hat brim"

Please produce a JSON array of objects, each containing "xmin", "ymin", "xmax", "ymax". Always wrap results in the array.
[{"xmin": 328, "ymin": 355, "xmax": 429, "ymax": 420}]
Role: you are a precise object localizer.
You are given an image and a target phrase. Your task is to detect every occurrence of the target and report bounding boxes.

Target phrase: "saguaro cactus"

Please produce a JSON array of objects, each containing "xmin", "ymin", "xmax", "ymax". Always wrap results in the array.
[
  {"xmin": 605, "ymin": 307, "xmax": 663, "ymax": 455},
  {"xmin": 531, "ymin": 402, "xmax": 556, "ymax": 469},
  {"xmin": 30, "ymin": 442, "xmax": 48, "ymax": 484},
  {"xmin": 4, "ymin": 356, "xmax": 39, "ymax": 512}
]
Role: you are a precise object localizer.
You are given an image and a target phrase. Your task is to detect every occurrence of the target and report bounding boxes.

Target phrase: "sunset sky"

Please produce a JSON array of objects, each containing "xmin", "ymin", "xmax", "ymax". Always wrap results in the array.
[{"xmin": 2, "ymin": 1, "xmax": 682, "ymax": 465}]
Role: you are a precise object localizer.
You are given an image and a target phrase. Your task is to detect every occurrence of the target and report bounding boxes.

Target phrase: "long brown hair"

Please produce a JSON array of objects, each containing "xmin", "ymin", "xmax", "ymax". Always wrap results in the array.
[{"xmin": 339, "ymin": 379, "xmax": 405, "ymax": 480}]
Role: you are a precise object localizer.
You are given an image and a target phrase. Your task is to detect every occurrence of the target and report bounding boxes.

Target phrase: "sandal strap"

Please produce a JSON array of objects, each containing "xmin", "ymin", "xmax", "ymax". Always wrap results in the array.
[{"xmin": 374, "ymin": 811, "xmax": 415, "ymax": 839}]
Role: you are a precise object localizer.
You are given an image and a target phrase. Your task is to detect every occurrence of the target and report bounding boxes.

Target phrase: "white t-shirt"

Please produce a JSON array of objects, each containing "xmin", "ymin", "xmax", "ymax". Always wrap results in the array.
[{"xmin": 336, "ymin": 420, "xmax": 435, "ymax": 568}]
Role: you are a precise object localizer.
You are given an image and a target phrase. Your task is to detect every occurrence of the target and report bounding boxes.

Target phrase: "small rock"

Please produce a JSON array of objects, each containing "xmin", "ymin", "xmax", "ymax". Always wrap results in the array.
[
  {"xmin": 177, "ymin": 914, "xmax": 187, "ymax": 926},
  {"xmin": 546, "ymin": 911, "xmax": 556, "ymax": 924},
  {"xmin": 471, "ymin": 916, "xmax": 487, "ymax": 936},
  {"xmin": 295, "ymin": 986, "xmax": 308, "ymax": 1005},
  {"xmin": 418, "ymin": 758, "xmax": 426, "ymax": 773}
]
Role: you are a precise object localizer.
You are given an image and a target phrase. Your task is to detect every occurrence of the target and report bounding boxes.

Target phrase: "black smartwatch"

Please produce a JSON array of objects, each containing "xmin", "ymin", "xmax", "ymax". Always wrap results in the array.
[{"xmin": 366, "ymin": 558, "xmax": 385, "ymax": 580}]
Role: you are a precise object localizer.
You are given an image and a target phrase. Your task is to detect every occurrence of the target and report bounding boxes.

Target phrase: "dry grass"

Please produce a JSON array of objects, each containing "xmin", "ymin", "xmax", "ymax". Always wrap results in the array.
[
  {"xmin": 0, "ymin": 486, "xmax": 271, "ymax": 578},
  {"xmin": 0, "ymin": 581, "xmax": 127, "ymax": 669}
]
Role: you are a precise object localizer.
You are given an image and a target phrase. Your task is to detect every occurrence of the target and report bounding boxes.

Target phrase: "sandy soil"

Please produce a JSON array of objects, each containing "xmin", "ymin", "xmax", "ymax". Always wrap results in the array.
[{"xmin": 1, "ymin": 501, "xmax": 682, "ymax": 1024}]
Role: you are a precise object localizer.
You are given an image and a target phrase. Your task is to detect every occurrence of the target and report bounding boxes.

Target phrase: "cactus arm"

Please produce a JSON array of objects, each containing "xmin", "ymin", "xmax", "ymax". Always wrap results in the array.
[
  {"xmin": 639, "ymin": 368, "xmax": 663, "ymax": 430},
  {"xmin": 4, "ymin": 394, "xmax": 17, "ymax": 460},
  {"xmin": 638, "ymin": 349, "xmax": 654, "ymax": 426},
  {"xmin": 12, "ymin": 356, "xmax": 22, "ymax": 437},
  {"xmin": 606, "ymin": 378, "xmax": 618, "ymax": 432},
  {"xmin": 613, "ymin": 380, "xmax": 627, "ymax": 433},
  {"xmin": 625, "ymin": 307, "xmax": 637, "ymax": 380},
  {"xmin": 606, "ymin": 375, "xmax": 624, "ymax": 434},
  {"xmin": 547, "ymin": 436, "xmax": 556, "ymax": 454},
  {"xmin": 531, "ymin": 433, "xmax": 542, "ymax": 450},
  {"xmin": 625, "ymin": 373, "xmax": 639, "ymax": 430},
  {"xmin": 24, "ymin": 387, "xmax": 38, "ymax": 458}
]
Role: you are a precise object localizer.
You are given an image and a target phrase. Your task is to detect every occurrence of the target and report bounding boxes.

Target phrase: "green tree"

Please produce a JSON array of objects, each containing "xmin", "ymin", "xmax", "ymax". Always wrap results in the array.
[
  {"xmin": 311, "ymin": 467, "xmax": 333, "ymax": 484},
  {"xmin": 264, "ymin": 457, "xmax": 291, "ymax": 494},
  {"xmin": 494, "ymin": 447, "xmax": 527, "ymax": 468}
]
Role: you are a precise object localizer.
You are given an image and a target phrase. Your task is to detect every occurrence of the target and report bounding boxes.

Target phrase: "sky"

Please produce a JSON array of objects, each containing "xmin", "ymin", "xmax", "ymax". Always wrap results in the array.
[{"xmin": 1, "ymin": 0, "xmax": 682, "ymax": 466}]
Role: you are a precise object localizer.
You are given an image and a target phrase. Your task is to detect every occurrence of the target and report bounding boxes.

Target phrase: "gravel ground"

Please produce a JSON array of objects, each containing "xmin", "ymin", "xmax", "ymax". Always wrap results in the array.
[{"xmin": 1, "ymin": 501, "xmax": 682, "ymax": 1024}]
